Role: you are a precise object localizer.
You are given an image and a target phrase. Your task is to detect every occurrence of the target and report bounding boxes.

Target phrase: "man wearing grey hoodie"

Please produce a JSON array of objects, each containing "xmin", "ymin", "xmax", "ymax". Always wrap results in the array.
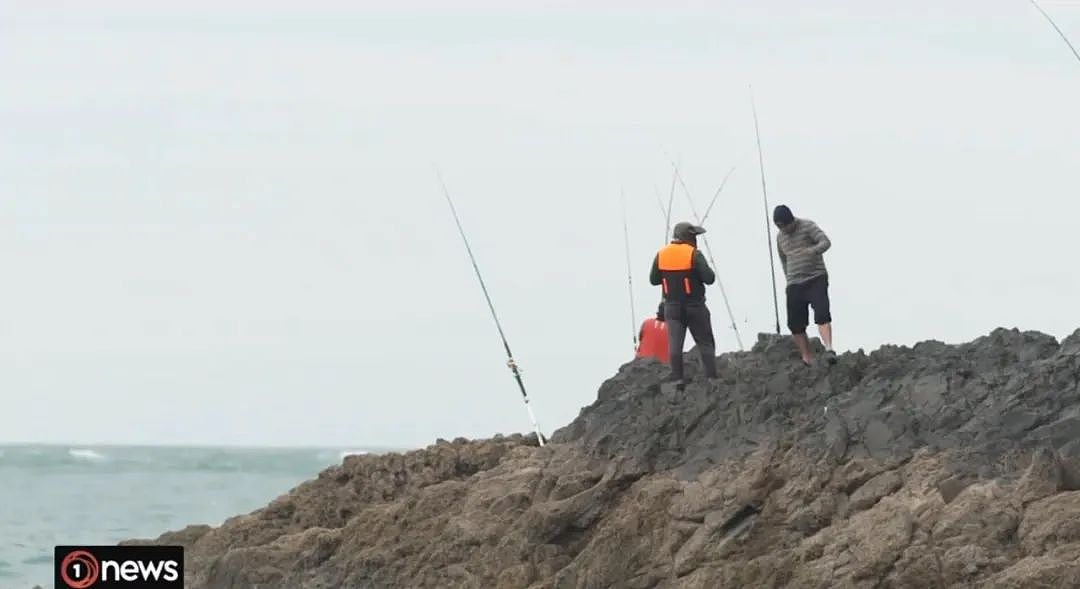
[{"xmin": 773, "ymin": 204, "xmax": 836, "ymax": 366}]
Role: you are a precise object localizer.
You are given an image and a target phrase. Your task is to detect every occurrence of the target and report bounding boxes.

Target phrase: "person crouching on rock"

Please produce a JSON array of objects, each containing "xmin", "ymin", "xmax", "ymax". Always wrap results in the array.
[
  {"xmin": 773, "ymin": 204, "xmax": 837, "ymax": 366},
  {"xmin": 649, "ymin": 221, "xmax": 719, "ymax": 390},
  {"xmin": 635, "ymin": 301, "xmax": 670, "ymax": 363}
]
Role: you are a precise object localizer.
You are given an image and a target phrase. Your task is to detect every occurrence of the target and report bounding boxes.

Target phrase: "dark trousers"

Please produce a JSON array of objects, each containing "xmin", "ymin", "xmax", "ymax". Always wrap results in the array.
[
  {"xmin": 664, "ymin": 301, "xmax": 718, "ymax": 381},
  {"xmin": 785, "ymin": 273, "xmax": 831, "ymax": 334}
]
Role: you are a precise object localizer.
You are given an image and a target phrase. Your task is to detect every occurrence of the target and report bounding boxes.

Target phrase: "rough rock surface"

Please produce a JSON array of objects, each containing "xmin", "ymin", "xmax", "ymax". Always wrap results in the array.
[{"xmin": 124, "ymin": 327, "xmax": 1080, "ymax": 588}]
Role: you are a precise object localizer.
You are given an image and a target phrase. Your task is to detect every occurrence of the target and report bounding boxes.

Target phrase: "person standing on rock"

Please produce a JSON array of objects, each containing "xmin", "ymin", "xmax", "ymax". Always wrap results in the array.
[
  {"xmin": 649, "ymin": 221, "xmax": 719, "ymax": 390},
  {"xmin": 773, "ymin": 204, "xmax": 836, "ymax": 366}
]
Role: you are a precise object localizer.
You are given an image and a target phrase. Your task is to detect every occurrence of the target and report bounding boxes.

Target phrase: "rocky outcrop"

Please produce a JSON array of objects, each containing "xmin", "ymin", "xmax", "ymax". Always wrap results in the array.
[{"xmin": 125, "ymin": 327, "xmax": 1080, "ymax": 588}]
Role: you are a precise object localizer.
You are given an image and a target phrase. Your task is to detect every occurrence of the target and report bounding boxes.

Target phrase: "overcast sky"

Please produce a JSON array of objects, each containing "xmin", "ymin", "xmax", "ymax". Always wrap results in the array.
[{"xmin": 2, "ymin": 0, "xmax": 1078, "ymax": 448}]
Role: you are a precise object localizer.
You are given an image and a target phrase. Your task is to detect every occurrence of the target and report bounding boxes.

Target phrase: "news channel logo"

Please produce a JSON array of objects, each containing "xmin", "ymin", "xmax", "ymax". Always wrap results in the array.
[{"xmin": 55, "ymin": 546, "xmax": 183, "ymax": 588}]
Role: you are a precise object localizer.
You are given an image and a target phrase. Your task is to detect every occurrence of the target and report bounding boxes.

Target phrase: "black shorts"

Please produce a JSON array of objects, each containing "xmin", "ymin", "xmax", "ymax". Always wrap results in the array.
[{"xmin": 785, "ymin": 273, "xmax": 831, "ymax": 334}]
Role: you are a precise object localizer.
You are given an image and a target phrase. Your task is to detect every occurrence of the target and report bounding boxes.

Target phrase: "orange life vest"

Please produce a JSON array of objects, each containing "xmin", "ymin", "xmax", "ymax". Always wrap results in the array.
[
  {"xmin": 657, "ymin": 242, "xmax": 703, "ymax": 302},
  {"xmin": 635, "ymin": 318, "xmax": 669, "ymax": 363}
]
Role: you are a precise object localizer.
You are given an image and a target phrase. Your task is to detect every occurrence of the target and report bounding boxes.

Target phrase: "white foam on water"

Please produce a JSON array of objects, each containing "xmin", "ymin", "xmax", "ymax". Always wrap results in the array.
[
  {"xmin": 68, "ymin": 448, "xmax": 107, "ymax": 462},
  {"xmin": 339, "ymin": 450, "xmax": 368, "ymax": 459}
]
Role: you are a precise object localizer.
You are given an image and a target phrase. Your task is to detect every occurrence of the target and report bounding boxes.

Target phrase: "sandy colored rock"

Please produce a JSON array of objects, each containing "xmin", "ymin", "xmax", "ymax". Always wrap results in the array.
[{"xmin": 120, "ymin": 327, "xmax": 1080, "ymax": 588}]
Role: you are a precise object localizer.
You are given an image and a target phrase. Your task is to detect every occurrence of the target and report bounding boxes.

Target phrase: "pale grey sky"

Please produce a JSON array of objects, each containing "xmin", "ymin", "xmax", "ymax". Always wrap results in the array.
[{"xmin": 2, "ymin": 0, "xmax": 1078, "ymax": 448}]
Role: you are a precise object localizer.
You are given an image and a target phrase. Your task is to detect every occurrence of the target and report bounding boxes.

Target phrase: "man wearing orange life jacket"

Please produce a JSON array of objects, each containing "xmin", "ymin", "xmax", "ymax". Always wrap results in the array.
[
  {"xmin": 648, "ymin": 221, "xmax": 719, "ymax": 390},
  {"xmin": 635, "ymin": 301, "xmax": 669, "ymax": 363}
]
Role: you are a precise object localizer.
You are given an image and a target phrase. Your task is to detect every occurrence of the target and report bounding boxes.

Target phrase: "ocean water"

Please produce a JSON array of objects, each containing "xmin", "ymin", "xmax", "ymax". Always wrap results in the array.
[{"xmin": 0, "ymin": 444, "xmax": 393, "ymax": 589}]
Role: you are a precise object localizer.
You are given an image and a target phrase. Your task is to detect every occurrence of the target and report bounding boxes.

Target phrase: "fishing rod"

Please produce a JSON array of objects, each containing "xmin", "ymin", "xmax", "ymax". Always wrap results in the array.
[
  {"xmin": 665, "ymin": 157, "xmax": 745, "ymax": 351},
  {"xmin": 1029, "ymin": 0, "xmax": 1080, "ymax": 65},
  {"xmin": 621, "ymin": 187, "xmax": 638, "ymax": 353},
  {"xmin": 751, "ymin": 86, "xmax": 782, "ymax": 335},
  {"xmin": 435, "ymin": 167, "xmax": 546, "ymax": 447},
  {"xmin": 654, "ymin": 185, "xmax": 669, "ymax": 222},
  {"xmin": 700, "ymin": 164, "xmax": 738, "ymax": 227},
  {"xmin": 664, "ymin": 165, "xmax": 678, "ymax": 244}
]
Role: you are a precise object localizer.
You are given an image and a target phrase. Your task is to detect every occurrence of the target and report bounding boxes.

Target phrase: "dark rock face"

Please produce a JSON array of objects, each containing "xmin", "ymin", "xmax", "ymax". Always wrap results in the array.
[
  {"xmin": 555, "ymin": 328, "xmax": 1080, "ymax": 482},
  {"xmin": 124, "ymin": 327, "xmax": 1080, "ymax": 588}
]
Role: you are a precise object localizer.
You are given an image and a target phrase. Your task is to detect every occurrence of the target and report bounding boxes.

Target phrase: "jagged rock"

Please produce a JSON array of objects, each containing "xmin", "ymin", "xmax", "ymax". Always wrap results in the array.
[
  {"xmin": 848, "ymin": 469, "xmax": 902, "ymax": 512},
  {"xmin": 936, "ymin": 474, "xmax": 974, "ymax": 504},
  {"xmin": 119, "ymin": 524, "xmax": 212, "ymax": 548},
  {"xmin": 1058, "ymin": 328, "xmax": 1080, "ymax": 356},
  {"xmin": 123, "ymin": 327, "xmax": 1080, "ymax": 588},
  {"xmin": 1014, "ymin": 446, "xmax": 1064, "ymax": 505}
]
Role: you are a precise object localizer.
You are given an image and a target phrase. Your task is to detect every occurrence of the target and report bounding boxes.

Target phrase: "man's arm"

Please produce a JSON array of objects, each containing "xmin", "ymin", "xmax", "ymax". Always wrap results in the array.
[
  {"xmin": 693, "ymin": 250, "xmax": 715, "ymax": 285},
  {"xmin": 777, "ymin": 235, "xmax": 788, "ymax": 275},
  {"xmin": 806, "ymin": 220, "xmax": 831, "ymax": 255},
  {"xmin": 649, "ymin": 254, "xmax": 661, "ymax": 285}
]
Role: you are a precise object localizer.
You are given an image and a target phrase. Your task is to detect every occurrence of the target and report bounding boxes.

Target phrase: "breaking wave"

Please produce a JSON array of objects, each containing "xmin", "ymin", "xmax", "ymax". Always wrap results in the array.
[
  {"xmin": 0, "ymin": 444, "xmax": 397, "ymax": 474},
  {"xmin": 68, "ymin": 448, "xmax": 107, "ymax": 462}
]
